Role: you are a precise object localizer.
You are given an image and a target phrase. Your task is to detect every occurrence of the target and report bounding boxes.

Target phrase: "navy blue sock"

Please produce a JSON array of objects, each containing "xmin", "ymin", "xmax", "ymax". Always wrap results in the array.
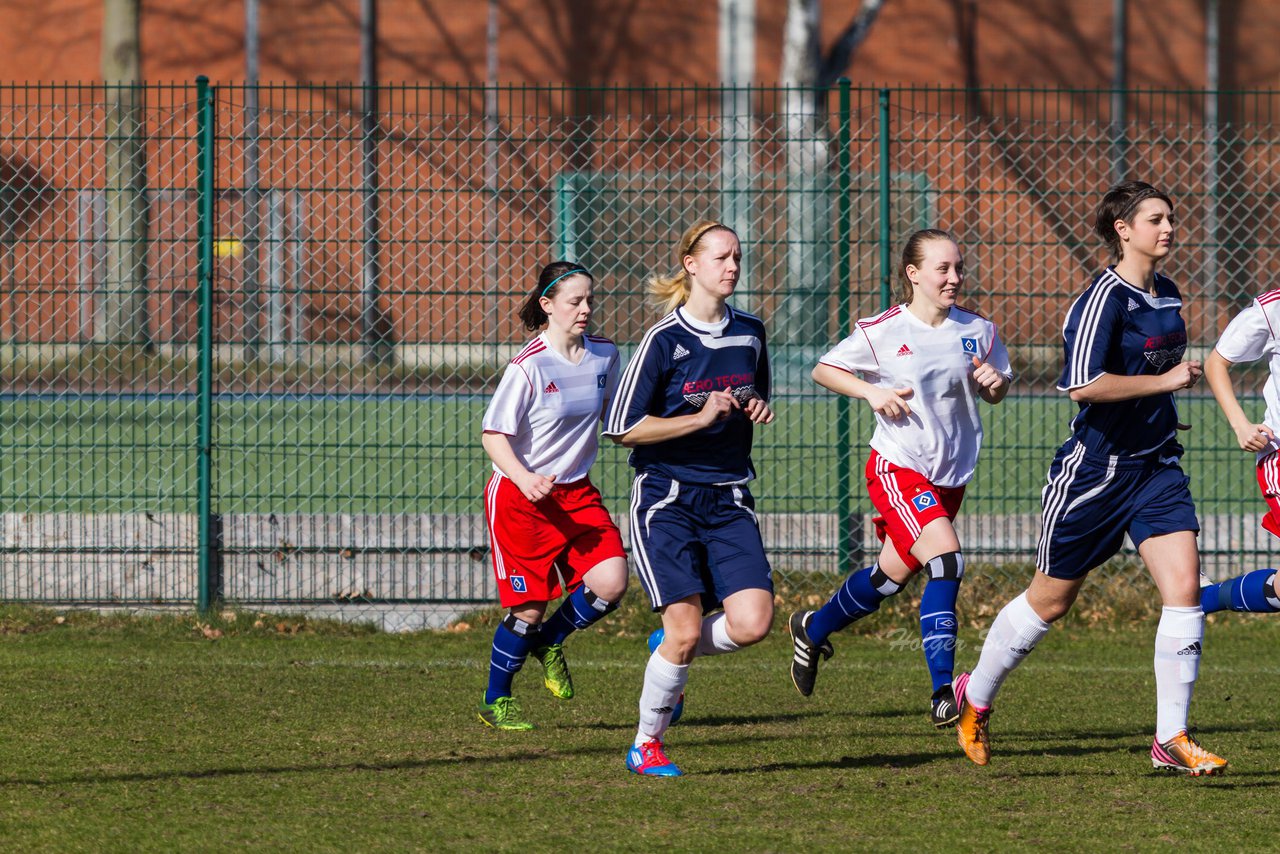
[
  {"xmin": 808, "ymin": 564, "xmax": 903, "ymax": 646},
  {"xmin": 539, "ymin": 586, "xmax": 617, "ymax": 646},
  {"xmin": 919, "ymin": 552, "xmax": 964, "ymax": 693},
  {"xmin": 1201, "ymin": 569, "xmax": 1280, "ymax": 614},
  {"xmin": 485, "ymin": 615, "xmax": 540, "ymax": 704}
]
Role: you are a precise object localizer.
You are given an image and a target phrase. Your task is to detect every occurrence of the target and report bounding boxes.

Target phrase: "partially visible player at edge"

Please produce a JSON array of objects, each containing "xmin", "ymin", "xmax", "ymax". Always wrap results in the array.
[
  {"xmin": 953, "ymin": 181, "xmax": 1227, "ymax": 776},
  {"xmin": 605, "ymin": 220, "xmax": 775, "ymax": 777},
  {"xmin": 788, "ymin": 229, "xmax": 1011, "ymax": 727},
  {"xmin": 1198, "ymin": 291, "xmax": 1280, "ymax": 615},
  {"xmin": 477, "ymin": 262, "xmax": 628, "ymax": 730}
]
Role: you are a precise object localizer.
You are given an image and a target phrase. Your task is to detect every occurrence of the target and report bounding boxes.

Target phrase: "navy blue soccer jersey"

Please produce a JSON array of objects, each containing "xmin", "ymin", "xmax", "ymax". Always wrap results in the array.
[
  {"xmin": 605, "ymin": 305, "xmax": 770, "ymax": 485},
  {"xmin": 1057, "ymin": 267, "xmax": 1188, "ymax": 458}
]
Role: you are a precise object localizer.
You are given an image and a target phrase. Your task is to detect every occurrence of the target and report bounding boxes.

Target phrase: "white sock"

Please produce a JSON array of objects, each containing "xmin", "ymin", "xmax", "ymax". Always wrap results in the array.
[
  {"xmin": 694, "ymin": 612, "xmax": 742, "ymax": 657},
  {"xmin": 966, "ymin": 591, "xmax": 1051, "ymax": 709},
  {"xmin": 635, "ymin": 649, "xmax": 689, "ymax": 746},
  {"xmin": 1154, "ymin": 605, "xmax": 1204, "ymax": 742}
]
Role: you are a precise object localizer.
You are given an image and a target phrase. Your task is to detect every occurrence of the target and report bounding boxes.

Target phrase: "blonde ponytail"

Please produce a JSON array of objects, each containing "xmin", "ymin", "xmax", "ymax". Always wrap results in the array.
[{"xmin": 648, "ymin": 270, "xmax": 692, "ymax": 315}]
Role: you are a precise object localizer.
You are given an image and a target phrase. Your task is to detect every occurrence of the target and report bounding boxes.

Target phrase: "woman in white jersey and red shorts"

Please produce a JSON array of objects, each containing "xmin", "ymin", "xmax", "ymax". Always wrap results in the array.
[
  {"xmin": 1198, "ymin": 293, "xmax": 1280, "ymax": 616},
  {"xmin": 477, "ymin": 261, "xmax": 628, "ymax": 731},
  {"xmin": 786, "ymin": 229, "xmax": 1011, "ymax": 728}
]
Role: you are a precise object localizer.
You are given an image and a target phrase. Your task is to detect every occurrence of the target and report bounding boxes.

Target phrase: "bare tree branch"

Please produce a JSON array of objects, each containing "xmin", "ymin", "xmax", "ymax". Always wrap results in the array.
[{"xmin": 818, "ymin": 0, "xmax": 886, "ymax": 87}]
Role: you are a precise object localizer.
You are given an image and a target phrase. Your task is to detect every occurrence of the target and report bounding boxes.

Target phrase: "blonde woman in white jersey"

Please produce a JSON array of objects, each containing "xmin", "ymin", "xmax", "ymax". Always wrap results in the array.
[
  {"xmin": 788, "ymin": 229, "xmax": 1011, "ymax": 727},
  {"xmin": 477, "ymin": 262, "xmax": 628, "ymax": 731}
]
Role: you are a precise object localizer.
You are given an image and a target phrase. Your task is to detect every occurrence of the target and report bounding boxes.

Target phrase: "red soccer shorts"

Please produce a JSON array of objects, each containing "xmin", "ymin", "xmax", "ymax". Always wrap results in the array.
[
  {"xmin": 483, "ymin": 473, "xmax": 625, "ymax": 608},
  {"xmin": 1257, "ymin": 451, "xmax": 1280, "ymax": 540},
  {"xmin": 865, "ymin": 450, "xmax": 965, "ymax": 571}
]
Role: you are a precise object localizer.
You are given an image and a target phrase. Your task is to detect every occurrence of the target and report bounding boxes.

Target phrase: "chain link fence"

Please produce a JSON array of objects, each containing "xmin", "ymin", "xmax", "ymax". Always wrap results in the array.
[{"xmin": 0, "ymin": 81, "xmax": 1275, "ymax": 627}]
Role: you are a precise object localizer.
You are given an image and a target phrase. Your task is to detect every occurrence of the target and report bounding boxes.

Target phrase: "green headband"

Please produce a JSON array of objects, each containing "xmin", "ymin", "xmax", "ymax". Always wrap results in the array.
[{"xmin": 541, "ymin": 267, "xmax": 589, "ymax": 298}]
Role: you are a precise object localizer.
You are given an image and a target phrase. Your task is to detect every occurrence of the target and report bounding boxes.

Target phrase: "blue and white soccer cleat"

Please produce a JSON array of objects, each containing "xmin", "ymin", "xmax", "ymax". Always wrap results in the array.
[
  {"xmin": 647, "ymin": 628, "xmax": 684, "ymax": 724},
  {"xmin": 626, "ymin": 738, "xmax": 683, "ymax": 777}
]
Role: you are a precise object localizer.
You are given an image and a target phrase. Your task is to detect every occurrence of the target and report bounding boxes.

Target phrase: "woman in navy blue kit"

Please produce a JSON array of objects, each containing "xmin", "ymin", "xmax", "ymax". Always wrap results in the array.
[
  {"xmin": 605, "ymin": 219, "xmax": 774, "ymax": 777},
  {"xmin": 953, "ymin": 181, "xmax": 1226, "ymax": 776}
]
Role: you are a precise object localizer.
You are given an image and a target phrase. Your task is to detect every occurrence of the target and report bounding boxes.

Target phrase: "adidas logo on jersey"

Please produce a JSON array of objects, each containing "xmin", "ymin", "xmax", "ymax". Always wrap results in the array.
[
  {"xmin": 896, "ymin": 344, "xmax": 913, "ymax": 357},
  {"xmin": 1127, "ymin": 298, "xmax": 1139, "ymax": 311},
  {"xmin": 543, "ymin": 381, "xmax": 560, "ymax": 394},
  {"xmin": 673, "ymin": 344, "xmax": 691, "ymax": 360}
]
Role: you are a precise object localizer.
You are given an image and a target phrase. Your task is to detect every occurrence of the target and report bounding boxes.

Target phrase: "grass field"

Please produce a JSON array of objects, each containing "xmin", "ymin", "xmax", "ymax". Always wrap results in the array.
[
  {"xmin": 0, "ymin": 598, "xmax": 1277, "ymax": 851},
  {"xmin": 0, "ymin": 392, "xmax": 1262, "ymax": 516}
]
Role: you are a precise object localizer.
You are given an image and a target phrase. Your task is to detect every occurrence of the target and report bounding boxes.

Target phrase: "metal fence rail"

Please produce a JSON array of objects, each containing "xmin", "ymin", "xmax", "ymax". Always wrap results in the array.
[{"xmin": 0, "ymin": 81, "xmax": 1275, "ymax": 624}]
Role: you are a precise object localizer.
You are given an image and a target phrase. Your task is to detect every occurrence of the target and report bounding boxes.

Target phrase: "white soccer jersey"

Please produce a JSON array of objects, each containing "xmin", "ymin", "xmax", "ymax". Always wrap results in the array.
[
  {"xmin": 482, "ymin": 333, "xmax": 620, "ymax": 484},
  {"xmin": 819, "ymin": 304, "xmax": 1012, "ymax": 488},
  {"xmin": 1213, "ymin": 289, "xmax": 1280, "ymax": 460}
]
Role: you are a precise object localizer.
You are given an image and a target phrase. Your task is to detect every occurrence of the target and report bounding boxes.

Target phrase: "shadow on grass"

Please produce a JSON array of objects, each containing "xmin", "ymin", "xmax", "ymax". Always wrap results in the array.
[
  {"xmin": 995, "ymin": 719, "xmax": 1260, "ymax": 743},
  {"xmin": 556, "ymin": 717, "xmax": 808, "ymax": 732},
  {"xmin": 0, "ymin": 748, "xmax": 620, "ymax": 788},
  {"xmin": 701, "ymin": 721, "xmax": 1272, "ymax": 775},
  {"xmin": 1006, "ymin": 769, "xmax": 1280, "ymax": 786},
  {"xmin": 702, "ymin": 739, "xmax": 1148, "ymax": 775},
  {"xmin": 670, "ymin": 711, "xmax": 813, "ymax": 727},
  {"xmin": 0, "ymin": 759, "xmax": 480, "ymax": 788},
  {"xmin": 558, "ymin": 710, "xmax": 818, "ymax": 732},
  {"xmin": 1165, "ymin": 775, "xmax": 1280, "ymax": 790},
  {"xmin": 701, "ymin": 750, "xmax": 953, "ymax": 774},
  {"xmin": 558, "ymin": 720, "xmax": 637, "ymax": 732},
  {"xmin": 1, "ymin": 728, "xmax": 803, "ymax": 787},
  {"xmin": 22, "ymin": 737, "xmax": 1274, "ymax": 788},
  {"xmin": 850, "ymin": 707, "xmax": 920, "ymax": 720}
]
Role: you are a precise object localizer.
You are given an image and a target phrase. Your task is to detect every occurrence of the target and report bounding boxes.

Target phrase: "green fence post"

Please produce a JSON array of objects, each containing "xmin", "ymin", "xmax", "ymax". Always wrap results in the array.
[
  {"xmin": 836, "ymin": 78, "xmax": 856, "ymax": 572},
  {"xmin": 878, "ymin": 87, "xmax": 892, "ymax": 311},
  {"xmin": 195, "ymin": 76, "xmax": 217, "ymax": 613}
]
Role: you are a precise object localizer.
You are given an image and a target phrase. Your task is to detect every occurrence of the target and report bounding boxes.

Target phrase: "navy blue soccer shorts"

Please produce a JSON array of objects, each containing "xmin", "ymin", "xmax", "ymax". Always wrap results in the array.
[
  {"xmin": 1036, "ymin": 438, "xmax": 1199, "ymax": 580},
  {"xmin": 628, "ymin": 471, "xmax": 774, "ymax": 612}
]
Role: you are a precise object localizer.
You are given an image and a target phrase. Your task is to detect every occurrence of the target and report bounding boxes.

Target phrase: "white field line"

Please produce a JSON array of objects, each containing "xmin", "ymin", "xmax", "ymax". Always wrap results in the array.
[{"xmin": 49, "ymin": 655, "xmax": 1280, "ymax": 676}]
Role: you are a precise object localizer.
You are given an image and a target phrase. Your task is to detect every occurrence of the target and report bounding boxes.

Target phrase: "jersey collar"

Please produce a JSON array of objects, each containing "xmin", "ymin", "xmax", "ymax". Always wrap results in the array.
[{"xmin": 675, "ymin": 304, "xmax": 732, "ymax": 336}]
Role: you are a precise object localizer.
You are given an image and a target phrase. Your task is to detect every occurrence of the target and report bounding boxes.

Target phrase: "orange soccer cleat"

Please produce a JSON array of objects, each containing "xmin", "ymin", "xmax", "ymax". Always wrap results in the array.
[
  {"xmin": 953, "ymin": 671, "xmax": 991, "ymax": 766},
  {"xmin": 1151, "ymin": 731, "xmax": 1228, "ymax": 776}
]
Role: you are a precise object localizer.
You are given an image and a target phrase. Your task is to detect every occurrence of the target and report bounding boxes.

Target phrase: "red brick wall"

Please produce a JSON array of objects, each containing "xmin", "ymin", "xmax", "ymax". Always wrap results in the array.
[{"xmin": 2, "ymin": 1, "xmax": 1277, "ymax": 90}]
